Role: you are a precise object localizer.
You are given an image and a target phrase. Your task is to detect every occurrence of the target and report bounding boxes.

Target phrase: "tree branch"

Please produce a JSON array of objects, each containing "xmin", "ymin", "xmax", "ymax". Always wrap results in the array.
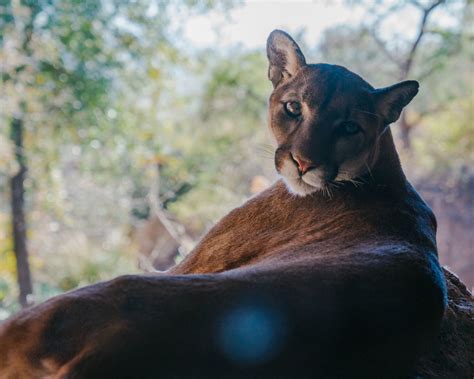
[
  {"xmin": 401, "ymin": 0, "xmax": 445, "ymax": 79},
  {"xmin": 369, "ymin": 29, "xmax": 404, "ymax": 70}
]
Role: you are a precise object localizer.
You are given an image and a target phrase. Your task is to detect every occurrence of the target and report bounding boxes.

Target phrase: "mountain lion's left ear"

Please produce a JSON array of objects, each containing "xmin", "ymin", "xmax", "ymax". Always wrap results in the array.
[
  {"xmin": 372, "ymin": 80, "xmax": 419, "ymax": 125},
  {"xmin": 267, "ymin": 29, "xmax": 306, "ymax": 88}
]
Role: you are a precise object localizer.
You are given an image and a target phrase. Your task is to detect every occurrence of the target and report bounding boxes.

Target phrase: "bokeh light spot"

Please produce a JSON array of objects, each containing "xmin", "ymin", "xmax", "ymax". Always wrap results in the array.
[{"xmin": 217, "ymin": 302, "xmax": 286, "ymax": 366}]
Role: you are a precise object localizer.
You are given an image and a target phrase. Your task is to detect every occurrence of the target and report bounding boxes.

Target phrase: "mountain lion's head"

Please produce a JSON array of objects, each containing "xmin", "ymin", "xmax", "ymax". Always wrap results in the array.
[{"xmin": 267, "ymin": 30, "xmax": 419, "ymax": 196}]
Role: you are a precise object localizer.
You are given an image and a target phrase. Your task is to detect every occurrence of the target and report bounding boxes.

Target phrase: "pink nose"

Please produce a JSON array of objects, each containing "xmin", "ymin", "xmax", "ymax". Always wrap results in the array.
[{"xmin": 292, "ymin": 154, "xmax": 316, "ymax": 175}]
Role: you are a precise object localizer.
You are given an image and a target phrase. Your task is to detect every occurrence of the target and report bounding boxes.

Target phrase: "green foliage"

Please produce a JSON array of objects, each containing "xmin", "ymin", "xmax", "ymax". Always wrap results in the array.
[
  {"xmin": 0, "ymin": 0, "xmax": 235, "ymax": 315},
  {"xmin": 412, "ymin": 98, "xmax": 474, "ymax": 181}
]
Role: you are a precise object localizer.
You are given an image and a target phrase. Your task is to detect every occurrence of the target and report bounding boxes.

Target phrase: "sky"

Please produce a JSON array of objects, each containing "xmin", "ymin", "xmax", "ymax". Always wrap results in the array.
[
  {"xmin": 184, "ymin": 1, "xmax": 366, "ymax": 49},
  {"xmin": 182, "ymin": 0, "xmax": 461, "ymax": 51}
]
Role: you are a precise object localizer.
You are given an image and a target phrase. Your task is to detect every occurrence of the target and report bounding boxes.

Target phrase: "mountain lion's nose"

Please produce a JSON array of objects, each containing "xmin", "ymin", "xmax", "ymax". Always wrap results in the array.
[{"xmin": 291, "ymin": 154, "xmax": 316, "ymax": 175}]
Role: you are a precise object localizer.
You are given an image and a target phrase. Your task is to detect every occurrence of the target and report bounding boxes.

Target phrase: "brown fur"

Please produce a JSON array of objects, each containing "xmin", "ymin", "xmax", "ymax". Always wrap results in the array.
[{"xmin": 0, "ymin": 30, "xmax": 454, "ymax": 378}]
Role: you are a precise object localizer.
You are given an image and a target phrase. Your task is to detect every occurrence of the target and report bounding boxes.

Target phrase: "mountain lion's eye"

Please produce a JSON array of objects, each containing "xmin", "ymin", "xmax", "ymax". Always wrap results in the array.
[
  {"xmin": 284, "ymin": 101, "xmax": 302, "ymax": 117},
  {"xmin": 340, "ymin": 121, "xmax": 361, "ymax": 135}
]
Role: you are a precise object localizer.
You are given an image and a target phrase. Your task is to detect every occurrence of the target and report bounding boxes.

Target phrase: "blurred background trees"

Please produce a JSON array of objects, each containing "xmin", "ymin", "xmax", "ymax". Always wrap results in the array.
[{"xmin": 0, "ymin": 0, "xmax": 472, "ymax": 317}]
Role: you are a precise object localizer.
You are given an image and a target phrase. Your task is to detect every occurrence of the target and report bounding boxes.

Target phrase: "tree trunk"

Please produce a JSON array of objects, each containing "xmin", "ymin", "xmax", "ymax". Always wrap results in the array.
[
  {"xmin": 10, "ymin": 115, "xmax": 33, "ymax": 308},
  {"xmin": 399, "ymin": 111, "xmax": 412, "ymax": 150}
]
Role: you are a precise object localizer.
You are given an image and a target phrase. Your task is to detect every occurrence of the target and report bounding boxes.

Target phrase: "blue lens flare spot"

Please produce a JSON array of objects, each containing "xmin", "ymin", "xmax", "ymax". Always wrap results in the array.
[{"xmin": 216, "ymin": 302, "xmax": 286, "ymax": 366}]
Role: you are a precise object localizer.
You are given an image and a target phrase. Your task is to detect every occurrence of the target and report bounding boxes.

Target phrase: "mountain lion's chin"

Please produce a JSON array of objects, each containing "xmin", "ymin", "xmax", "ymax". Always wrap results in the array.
[
  {"xmin": 279, "ymin": 159, "xmax": 325, "ymax": 196},
  {"xmin": 282, "ymin": 177, "xmax": 321, "ymax": 196}
]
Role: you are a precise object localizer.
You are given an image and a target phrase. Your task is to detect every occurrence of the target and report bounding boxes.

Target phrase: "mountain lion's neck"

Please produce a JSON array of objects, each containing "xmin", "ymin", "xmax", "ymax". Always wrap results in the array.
[
  {"xmin": 172, "ymin": 131, "xmax": 409, "ymax": 275},
  {"xmin": 367, "ymin": 128, "xmax": 407, "ymax": 191}
]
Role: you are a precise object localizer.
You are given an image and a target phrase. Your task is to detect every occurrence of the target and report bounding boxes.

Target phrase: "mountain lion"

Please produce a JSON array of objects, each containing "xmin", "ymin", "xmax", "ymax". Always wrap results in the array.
[{"xmin": 0, "ymin": 30, "xmax": 447, "ymax": 378}]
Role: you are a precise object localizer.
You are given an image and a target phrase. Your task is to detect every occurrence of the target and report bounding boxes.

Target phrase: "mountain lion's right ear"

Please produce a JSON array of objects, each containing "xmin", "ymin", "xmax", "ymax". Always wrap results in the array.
[
  {"xmin": 267, "ymin": 30, "xmax": 306, "ymax": 88},
  {"xmin": 372, "ymin": 80, "xmax": 419, "ymax": 125}
]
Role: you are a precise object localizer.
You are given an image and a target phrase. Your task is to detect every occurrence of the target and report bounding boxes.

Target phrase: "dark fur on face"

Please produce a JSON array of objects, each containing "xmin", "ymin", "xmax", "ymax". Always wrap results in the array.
[{"xmin": 267, "ymin": 30, "xmax": 419, "ymax": 196}]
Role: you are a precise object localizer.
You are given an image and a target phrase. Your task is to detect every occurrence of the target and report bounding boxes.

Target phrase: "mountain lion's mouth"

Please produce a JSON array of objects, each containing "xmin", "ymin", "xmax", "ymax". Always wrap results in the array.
[{"xmin": 279, "ymin": 157, "xmax": 333, "ymax": 196}]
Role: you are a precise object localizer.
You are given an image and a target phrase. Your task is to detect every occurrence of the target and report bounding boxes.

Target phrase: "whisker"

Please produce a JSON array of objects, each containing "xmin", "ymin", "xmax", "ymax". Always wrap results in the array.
[
  {"xmin": 255, "ymin": 148, "xmax": 275, "ymax": 155},
  {"xmin": 254, "ymin": 143, "xmax": 275, "ymax": 153},
  {"xmin": 328, "ymin": 185, "xmax": 334, "ymax": 199},
  {"xmin": 364, "ymin": 161, "xmax": 374, "ymax": 182},
  {"xmin": 256, "ymin": 152, "xmax": 275, "ymax": 161},
  {"xmin": 254, "ymin": 144, "xmax": 275, "ymax": 161},
  {"xmin": 349, "ymin": 179, "xmax": 363, "ymax": 189}
]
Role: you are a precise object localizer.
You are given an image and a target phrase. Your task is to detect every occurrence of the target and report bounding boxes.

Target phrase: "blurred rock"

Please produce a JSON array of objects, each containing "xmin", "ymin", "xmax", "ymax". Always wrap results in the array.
[
  {"xmin": 135, "ymin": 210, "xmax": 181, "ymax": 271},
  {"xmin": 419, "ymin": 178, "xmax": 474, "ymax": 291},
  {"xmin": 416, "ymin": 267, "xmax": 474, "ymax": 378}
]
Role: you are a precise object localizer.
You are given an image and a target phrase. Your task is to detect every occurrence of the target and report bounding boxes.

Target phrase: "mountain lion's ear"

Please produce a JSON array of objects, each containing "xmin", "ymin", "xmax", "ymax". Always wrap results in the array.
[
  {"xmin": 267, "ymin": 30, "xmax": 306, "ymax": 88},
  {"xmin": 373, "ymin": 80, "xmax": 419, "ymax": 125}
]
